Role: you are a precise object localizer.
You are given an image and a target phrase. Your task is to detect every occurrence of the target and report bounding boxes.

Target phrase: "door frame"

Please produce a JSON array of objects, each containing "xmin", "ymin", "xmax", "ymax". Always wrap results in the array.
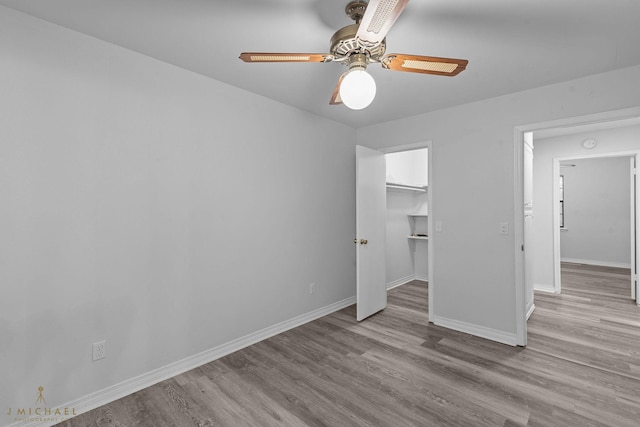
[
  {"xmin": 514, "ymin": 106, "xmax": 640, "ymax": 345},
  {"xmin": 632, "ymin": 156, "xmax": 638, "ymax": 303},
  {"xmin": 381, "ymin": 141, "xmax": 434, "ymax": 321},
  {"xmin": 551, "ymin": 151, "xmax": 640, "ymax": 294}
]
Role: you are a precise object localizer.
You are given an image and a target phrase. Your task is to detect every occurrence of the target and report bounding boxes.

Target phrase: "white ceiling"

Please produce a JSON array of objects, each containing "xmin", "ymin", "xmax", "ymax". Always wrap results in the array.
[{"xmin": 2, "ymin": 0, "xmax": 640, "ymax": 128}]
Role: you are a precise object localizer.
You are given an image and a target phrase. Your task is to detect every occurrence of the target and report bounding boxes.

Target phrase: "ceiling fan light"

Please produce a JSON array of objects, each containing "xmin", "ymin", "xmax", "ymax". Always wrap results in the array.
[{"xmin": 339, "ymin": 69, "xmax": 376, "ymax": 110}]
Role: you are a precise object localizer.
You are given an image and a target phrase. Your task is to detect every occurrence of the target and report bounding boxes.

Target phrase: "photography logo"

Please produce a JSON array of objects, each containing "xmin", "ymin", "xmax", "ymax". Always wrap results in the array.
[
  {"xmin": 5, "ymin": 386, "xmax": 77, "ymax": 423},
  {"xmin": 36, "ymin": 386, "xmax": 47, "ymax": 406}
]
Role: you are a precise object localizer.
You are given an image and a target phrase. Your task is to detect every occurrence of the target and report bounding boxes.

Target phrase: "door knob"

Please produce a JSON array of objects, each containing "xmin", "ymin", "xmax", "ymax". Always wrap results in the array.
[{"xmin": 360, "ymin": 239, "xmax": 368, "ymax": 245}]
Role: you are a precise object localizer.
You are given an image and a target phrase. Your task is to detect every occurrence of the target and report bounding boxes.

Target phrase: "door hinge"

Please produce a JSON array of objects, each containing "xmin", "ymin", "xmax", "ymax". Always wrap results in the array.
[{"xmin": 521, "ymin": 244, "xmax": 524, "ymax": 251}]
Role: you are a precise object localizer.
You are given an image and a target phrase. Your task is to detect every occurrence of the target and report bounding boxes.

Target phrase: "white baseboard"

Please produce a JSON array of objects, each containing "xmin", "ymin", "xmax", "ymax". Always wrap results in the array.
[
  {"xmin": 526, "ymin": 303, "xmax": 536, "ymax": 320},
  {"xmin": 432, "ymin": 315, "xmax": 519, "ymax": 347},
  {"xmin": 414, "ymin": 275, "xmax": 429, "ymax": 283},
  {"xmin": 386, "ymin": 275, "xmax": 415, "ymax": 290},
  {"xmin": 11, "ymin": 296, "xmax": 356, "ymax": 427},
  {"xmin": 534, "ymin": 283, "xmax": 558, "ymax": 293},
  {"xmin": 561, "ymin": 258, "xmax": 631, "ymax": 269}
]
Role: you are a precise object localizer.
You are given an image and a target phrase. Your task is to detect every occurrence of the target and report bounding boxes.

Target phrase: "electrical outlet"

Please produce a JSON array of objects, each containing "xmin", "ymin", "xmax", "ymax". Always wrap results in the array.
[
  {"xmin": 92, "ymin": 340, "xmax": 106, "ymax": 361},
  {"xmin": 500, "ymin": 222, "xmax": 509, "ymax": 235},
  {"xmin": 309, "ymin": 283, "xmax": 315, "ymax": 294}
]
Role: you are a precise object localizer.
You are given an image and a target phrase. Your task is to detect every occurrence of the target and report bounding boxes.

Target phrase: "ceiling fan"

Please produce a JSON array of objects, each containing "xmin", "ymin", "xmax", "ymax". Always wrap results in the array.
[{"xmin": 239, "ymin": 0, "xmax": 468, "ymax": 110}]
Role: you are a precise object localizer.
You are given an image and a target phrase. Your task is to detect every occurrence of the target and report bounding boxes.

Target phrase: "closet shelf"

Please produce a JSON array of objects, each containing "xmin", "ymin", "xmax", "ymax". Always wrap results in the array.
[{"xmin": 386, "ymin": 182, "xmax": 427, "ymax": 192}]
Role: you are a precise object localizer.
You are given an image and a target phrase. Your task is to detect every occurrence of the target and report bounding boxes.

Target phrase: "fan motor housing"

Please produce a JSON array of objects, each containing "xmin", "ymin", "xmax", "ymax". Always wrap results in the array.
[{"xmin": 330, "ymin": 24, "xmax": 386, "ymax": 61}]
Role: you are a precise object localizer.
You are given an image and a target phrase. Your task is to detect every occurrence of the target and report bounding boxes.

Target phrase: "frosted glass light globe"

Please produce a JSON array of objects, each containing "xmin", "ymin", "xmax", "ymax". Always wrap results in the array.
[{"xmin": 339, "ymin": 69, "xmax": 376, "ymax": 110}]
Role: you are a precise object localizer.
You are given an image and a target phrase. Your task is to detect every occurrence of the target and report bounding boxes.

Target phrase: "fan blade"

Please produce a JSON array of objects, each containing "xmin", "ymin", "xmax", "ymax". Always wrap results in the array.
[
  {"xmin": 381, "ymin": 54, "xmax": 468, "ymax": 76},
  {"xmin": 239, "ymin": 52, "xmax": 334, "ymax": 63},
  {"xmin": 330, "ymin": 73, "xmax": 346, "ymax": 105},
  {"xmin": 356, "ymin": 0, "xmax": 409, "ymax": 48}
]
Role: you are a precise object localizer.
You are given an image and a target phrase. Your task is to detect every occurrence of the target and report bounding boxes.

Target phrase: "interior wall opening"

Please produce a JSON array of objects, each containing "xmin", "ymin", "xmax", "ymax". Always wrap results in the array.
[
  {"xmin": 556, "ymin": 156, "xmax": 633, "ymax": 300},
  {"xmin": 515, "ymin": 107, "xmax": 640, "ymax": 345},
  {"xmin": 382, "ymin": 142, "xmax": 434, "ymax": 320}
]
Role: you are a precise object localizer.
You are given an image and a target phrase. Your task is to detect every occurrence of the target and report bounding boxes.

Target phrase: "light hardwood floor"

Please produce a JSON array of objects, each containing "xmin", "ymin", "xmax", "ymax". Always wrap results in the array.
[{"xmin": 58, "ymin": 263, "xmax": 640, "ymax": 426}]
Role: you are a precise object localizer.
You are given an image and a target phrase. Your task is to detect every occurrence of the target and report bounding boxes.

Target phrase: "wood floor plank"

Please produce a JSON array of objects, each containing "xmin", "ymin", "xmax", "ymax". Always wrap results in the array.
[{"xmin": 58, "ymin": 272, "xmax": 640, "ymax": 427}]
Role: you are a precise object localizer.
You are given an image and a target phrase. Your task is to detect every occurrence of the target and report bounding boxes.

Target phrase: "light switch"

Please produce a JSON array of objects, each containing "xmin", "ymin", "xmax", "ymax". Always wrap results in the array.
[
  {"xmin": 435, "ymin": 221, "xmax": 443, "ymax": 232},
  {"xmin": 500, "ymin": 222, "xmax": 509, "ymax": 235}
]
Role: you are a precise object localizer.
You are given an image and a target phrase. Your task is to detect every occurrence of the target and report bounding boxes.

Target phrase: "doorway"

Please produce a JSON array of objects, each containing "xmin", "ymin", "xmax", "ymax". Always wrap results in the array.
[
  {"xmin": 514, "ymin": 106, "xmax": 640, "ymax": 345},
  {"xmin": 552, "ymin": 154, "xmax": 636, "ymax": 295},
  {"xmin": 385, "ymin": 148, "xmax": 429, "ymax": 286},
  {"xmin": 383, "ymin": 142, "xmax": 434, "ymax": 320}
]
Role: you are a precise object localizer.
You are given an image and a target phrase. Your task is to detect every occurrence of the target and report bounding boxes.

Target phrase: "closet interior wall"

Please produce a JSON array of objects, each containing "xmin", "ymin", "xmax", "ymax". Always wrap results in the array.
[{"xmin": 385, "ymin": 149, "xmax": 428, "ymax": 288}]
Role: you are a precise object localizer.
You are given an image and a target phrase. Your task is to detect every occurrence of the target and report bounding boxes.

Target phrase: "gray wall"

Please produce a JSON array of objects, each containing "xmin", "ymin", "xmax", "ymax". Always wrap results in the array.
[
  {"xmin": 386, "ymin": 189, "xmax": 417, "ymax": 286},
  {"xmin": 0, "ymin": 6, "xmax": 356, "ymax": 411},
  {"xmin": 386, "ymin": 189, "xmax": 428, "ymax": 286},
  {"xmin": 560, "ymin": 157, "xmax": 631, "ymax": 267}
]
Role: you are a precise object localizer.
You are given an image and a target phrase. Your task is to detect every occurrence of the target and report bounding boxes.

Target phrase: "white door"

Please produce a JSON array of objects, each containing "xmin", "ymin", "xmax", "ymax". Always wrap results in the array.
[
  {"xmin": 356, "ymin": 145, "xmax": 387, "ymax": 320},
  {"xmin": 631, "ymin": 156, "xmax": 639, "ymax": 305},
  {"xmin": 523, "ymin": 139, "xmax": 535, "ymax": 317}
]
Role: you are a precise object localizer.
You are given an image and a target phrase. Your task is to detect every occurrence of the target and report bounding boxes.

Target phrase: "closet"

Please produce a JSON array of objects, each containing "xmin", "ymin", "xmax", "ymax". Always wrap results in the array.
[{"xmin": 385, "ymin": 148, "xmax": 428, "ymax": 288}]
